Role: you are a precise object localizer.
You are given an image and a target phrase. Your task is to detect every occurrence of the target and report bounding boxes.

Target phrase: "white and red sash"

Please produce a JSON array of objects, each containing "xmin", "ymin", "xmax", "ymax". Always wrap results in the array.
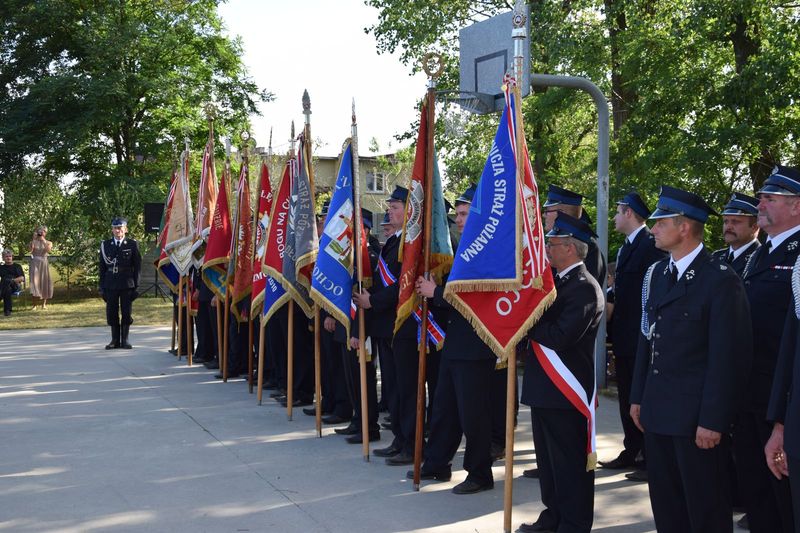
[
  {"xmin": 377, "ymin": 255, "xmax": 397, "ymax": 287},
  {"xmin": 531, "ymin": 341, "xmax": 597, "ymax": 471}
]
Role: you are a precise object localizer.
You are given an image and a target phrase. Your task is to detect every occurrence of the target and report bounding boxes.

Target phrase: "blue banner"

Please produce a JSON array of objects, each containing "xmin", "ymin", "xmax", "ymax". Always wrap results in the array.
[
  {"xmin": 262, "ymin": 274, "xmax": 288, "ymax": 322},
  {"xmin": 446, "ymin": 100, "xmax": 521, "ymax": 291},
  {"xmin": 310, "ymin": 142, "xmax": 355, "ymax": 337}
]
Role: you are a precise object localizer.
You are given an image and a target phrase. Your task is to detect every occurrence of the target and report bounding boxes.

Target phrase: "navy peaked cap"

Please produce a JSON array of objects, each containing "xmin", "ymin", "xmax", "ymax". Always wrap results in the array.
[
  {"xmin": 616, "ymin": 192, "xmax": 651, "ymax": 220},
  {"xmin": 650, "ymin": 185, "xmax": 717, "ymax": 223},
  {"xmin": 721, "ymin": 192, "xmax": 758, "ymax": 216},
  {"xmin": 546, "ymin": 212, "xmax": 597, "ymax": 244},
  {"xmin": 544, "ymin": 184, "xmax": 583, "ymax": 208},
  {"xmin": 456, "ymin": 184, "xmax": 477, "ymax": 205},
  {"xmin": 111, "ymin": 217, "xmax": 128, "ymax": 227},
  {"xmin": 386, "ymin": 185, "xmax": 409, "ymax": 204},
  {"xmin": 757, "ymin": 165, "xmax": 800, "ymax": 196}
]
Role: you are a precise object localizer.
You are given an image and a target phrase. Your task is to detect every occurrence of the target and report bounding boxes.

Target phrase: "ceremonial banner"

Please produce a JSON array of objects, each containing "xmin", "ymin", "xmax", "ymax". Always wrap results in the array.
[
  {"xmin": 192, "ymin": 139, "xmax": 218, "ymax": 267},
  {"xmin": 251, "ymin": 161, "xmax": 274, "ymax": 315},
  {"xmin": 202, "ymin": 165, "xmax": 232, "ymax": 298},
  {"xmin": 156, "ymin": 169, "xmax": 180, "ymax": 292},
  {"xmin": 311, "ymin": 141, "xmax": 356, "ymax": 337},
  {"xmin": 394, "ymin": 103, "xmax": 453, "ymax": 342},
  {"xmin": 164, "ymin": 150, "xmax": 195, "ymax": 275},
  {"xmin": 280, "ymin": 139, "xmax": 316, "ymax": 316},
  {"xmin": 230, "ymin": 163, "xmax": 254, "ymax": 322},
  {"xmin": 261, "ymin": 159, "xmax": 292, "ymax": 321},
  {"xmin": 444, "ymin": 87, "xmax": 555, "ymax": 359}
]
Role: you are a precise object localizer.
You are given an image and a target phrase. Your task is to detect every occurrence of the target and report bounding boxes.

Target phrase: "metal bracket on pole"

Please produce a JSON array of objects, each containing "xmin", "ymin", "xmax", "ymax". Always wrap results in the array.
[{"xmin": 530, "ymin": 73, "xmax": 610, "ymax": 389}]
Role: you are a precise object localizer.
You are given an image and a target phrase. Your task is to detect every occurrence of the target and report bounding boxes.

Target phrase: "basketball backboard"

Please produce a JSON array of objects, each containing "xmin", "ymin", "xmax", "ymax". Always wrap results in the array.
[{"xmin": 458, "ymin": 6, "xmax": 531, "ymax": 114}]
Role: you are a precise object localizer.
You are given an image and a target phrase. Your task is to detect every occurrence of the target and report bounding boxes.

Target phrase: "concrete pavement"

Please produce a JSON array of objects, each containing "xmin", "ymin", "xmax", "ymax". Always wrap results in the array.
[{"xmin": 0, "ymin": 326, "xmax": 660, "ymax": 532}]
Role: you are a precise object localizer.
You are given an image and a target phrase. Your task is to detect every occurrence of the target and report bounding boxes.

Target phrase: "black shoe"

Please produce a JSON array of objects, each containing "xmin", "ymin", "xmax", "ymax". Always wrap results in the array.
[
  {"xmin": 345, "ymin": 430, "xmax": 380, "ymax": 444},
  {"xmin": 280, "ymin": 398, "xmax": 312, "ymax": 408},
  {"xmin": 214, "ymin": 371, "xmax": 243, "ymax": 379},
  {"xmin": 269, "ymin": 390, "xmax": 286, "ymax": 399},
  {"xmin": 516, "ymin": 522, "xmax": 555, "ymax": 533},
  {"xmin": 736, "ymin": 514, "xmax": 749, "ymax": 530},
  {"xmin": 204, "ymin": 360, "xmax": 219, "ymax": 369},
  {"xmin": 334, "ymin": 423, "xmax": 359, "ymax": 436},
  {"xmin": 374, "ymin": 444, "xmax": 402, "ymax": 458},
  {"xmin": 385, "ymin": 451, "xmax": 414, "ymax": 466},
  {"xmin": 303, "ymin": 407, "xmax": 321, "ymax": 416},
  {"xmin": 322, "ymin": 415, "xmax": 351, "ymax": 425},
  {"xmin": 522, "ymin": 468, "xmax": 539, "ymax": 479},
  {"xmin": 599, "ymin": 451, "xmax": 637, "ymax": 469},
  {"xmin": 406, "ymin": 468, "xmax": 451, "ymax": 481},
  {"xmin": 625, "ymin": 470, "xmax": 648, "ymax": 482},
  {"xmin": 452, "ymin": 479, "xmax": 493, "ymax": 494},
  {"xmin": 105, "ymin": 341, "xmax": 119, "ymax": 350}
]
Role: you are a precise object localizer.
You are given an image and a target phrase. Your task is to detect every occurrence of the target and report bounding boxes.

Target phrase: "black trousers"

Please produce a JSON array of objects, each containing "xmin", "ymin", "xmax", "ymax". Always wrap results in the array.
[
  {"xmin": 0, "ymin": 279, "xmax": 17, "ymax": 314},
  {"xmin": 376, "ymin": 338, "xmax": 401, "ymax": 448},
  {"xmin": 423, "ymin": 356, "xmax": 496, "ymax": 485},
  {"xmin": 226, "ymin": 314, "xmax": 247, "ymax": 374},
  {"xmin": 392, "ymin": 336, "xmax": 422, "ymax": 455},
  {"xmin": 276, "ymin": 308, "xmax": 314, "ymax": 401},
  {"xmin": 531, "ymin": 407, "xmax": 594, "ymax": 533},
  {"xmin": 645, "ymin": 431, "xmax": 732, "ymax": 533},
  {"xmin": 614, "ymin": 354, "xmax": 644, "ymax": 459},
  {"xmin": 491, "ymin": 366, "xmax": 509, "ymax": 446},
  {"xmin": 340, "ymin": 343, "xmax": 378, "ymax": 430},
  {"xmin": 267, "ymin": 309, "xmax": 288, "ymax": 389},
  {"xmin": 105, "ymin": 288, "xmax": 135, "ymax": 326},
  {"xmin": 789, "ymin": 455, "xmax": 800, "ymax": 532},
  {"xmin": 194, "ymin": 300, "xmax": 217, "ymax": 359},
  {"xmin": 733, "ymin": 411, "xmax": 794, "ymax": 533}
]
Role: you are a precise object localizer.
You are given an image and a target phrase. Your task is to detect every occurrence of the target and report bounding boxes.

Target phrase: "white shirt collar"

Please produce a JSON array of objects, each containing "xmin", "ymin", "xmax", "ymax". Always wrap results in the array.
[
  {"xmin": 730, "ymin": 238, "xmax": 759, "ymax": 260},
  {"xmin": 626, "ymin": 224, "xmax": 646, "ymax": 243},
  {"xmin": 670, "ymin": 242, "xmax": 704, "ymax": 279},
  {"xmin": 767, "ymin": 224, "xmax": 800, "ymax": 252},
  {"xmin": 394, "ymin": 229, "xmax": 402, "ymax": 238},
  {"xmin": 558, "ymin": 261, "xmax": 584, "ymax": 279}
]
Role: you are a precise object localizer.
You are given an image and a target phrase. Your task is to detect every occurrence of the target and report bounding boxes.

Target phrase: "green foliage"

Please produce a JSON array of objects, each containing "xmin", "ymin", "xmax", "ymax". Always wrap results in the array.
[{"xmin": 368, "ymin": 0, "xmax": 800, "ymax": 254}]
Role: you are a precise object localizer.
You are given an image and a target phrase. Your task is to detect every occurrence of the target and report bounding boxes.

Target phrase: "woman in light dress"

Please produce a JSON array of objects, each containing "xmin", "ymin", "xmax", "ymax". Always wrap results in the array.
[{"xmin": 29, "ymin": 225, "xmax": 53, "ymax": 309}]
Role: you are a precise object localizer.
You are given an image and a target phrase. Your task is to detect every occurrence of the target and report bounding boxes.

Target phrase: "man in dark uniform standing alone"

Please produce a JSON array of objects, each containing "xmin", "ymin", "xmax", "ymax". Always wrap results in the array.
[
  {"xmin": 630, "ymin": 186, "xmax": 752, "ymax": 532},
  {"xmin": 601, "ymin": 193, "xmax": 666, "ymax": 476},
  {"xmin": 99, "ymin": 217, "xmax": 142, "ymax": 350},
  {"xmin": 711, "ymin": 192, "xmax": 760, "ymax": 276},
  {"xmin": 735, "ymin": 165, "xmax": 800, "ymax": 533}
]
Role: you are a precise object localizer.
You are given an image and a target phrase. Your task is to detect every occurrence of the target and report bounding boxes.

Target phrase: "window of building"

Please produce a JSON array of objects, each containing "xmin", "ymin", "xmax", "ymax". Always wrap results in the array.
[{"xmin": 366, "ymin": 171, "xmax": 385, "ymax": 193}]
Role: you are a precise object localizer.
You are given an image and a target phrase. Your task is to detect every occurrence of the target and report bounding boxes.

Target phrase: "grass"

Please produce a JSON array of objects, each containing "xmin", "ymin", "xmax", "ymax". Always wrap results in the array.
[{"xmin": 0, "ymin": 295, "xmax": 174, "ymax": 330}]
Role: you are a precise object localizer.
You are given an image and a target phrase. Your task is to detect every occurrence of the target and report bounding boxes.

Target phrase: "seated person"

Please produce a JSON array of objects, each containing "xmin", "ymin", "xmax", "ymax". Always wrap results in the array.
[{"xmin": 0, "ymin": 249, "xmax": 25, "ymax": 316}]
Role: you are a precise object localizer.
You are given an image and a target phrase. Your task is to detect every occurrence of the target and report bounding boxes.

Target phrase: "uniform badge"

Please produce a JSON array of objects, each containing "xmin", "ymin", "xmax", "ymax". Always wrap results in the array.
[
  {"xmin": 719, "ymin": 264, "xmax": 728, "ymax": 270},
  {"xmin": 685, "ymin": 269, "xmax": 695, "ymax": 281},
  {"xmin": 788, "ymin": 241, "xmax": 798, "ymax": 251}
]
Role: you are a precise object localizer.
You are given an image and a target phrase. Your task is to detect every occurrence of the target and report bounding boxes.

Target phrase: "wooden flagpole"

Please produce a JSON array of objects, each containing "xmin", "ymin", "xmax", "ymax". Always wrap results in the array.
[
  {"xmin": 352, "ymin": 100, "xmax": 370, "ymax": 461},
  {"xmin": 302, "ymin": 90, "xmax": 323, "ymax": 438},
  {"xmin": 171, "ymin": 300, "xmax": 177, "ymax": 353},
  {"xmin": 222, "ymin": 147, "xmax": 232, "ymax": 383},
  {"xmin": 504, "ymin": 4, "xmax": 528, "ymax": 531},
  {"xmin": 243, "ymin": 136, "xmax": 255, "ymax": 393},
  {"xmin": 256, "ymin": 135, "xmax": 273, "ymax": 405},
  {"xmin": 177, "ymin": 276, "xmax": 184, "ymax": 359},
  {"xmin": 184, "ymin": 137, "xmax": 194, "ymax": 367},
  {"xmin": 413, "ymin": 60, "xmax": 439, "ymax": 490},
  {"xmin": 286, "ymin": 122, "xmax": 297, "ymax": 421}
]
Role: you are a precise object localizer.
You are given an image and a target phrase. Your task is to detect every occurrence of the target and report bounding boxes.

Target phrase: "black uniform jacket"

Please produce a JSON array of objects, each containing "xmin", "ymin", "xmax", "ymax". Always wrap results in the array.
[
  {"xmin": 767, "ymin": 292, "xmax": 800, "ymax": 459},
  {"xmin": 630, "ymin": 249, "xmax": 752, "ymax": 437},
  {"xmin": 612, "ymin": 228, "xmax": 667, "ymax": 359},
  {"xmin": 99, "ymin": 238, "xmax": 142, "ymax": 291},
  {"xmin": 586, "ymin": 237, "xmax": 608, "ymax": 288},
  {"xmin": 368, "ymin": 233, "xmax": 415, "ymax": 340},
  {"xmin": 742, "ymin": 229, "xmax": 800, "ymax": 414},
  {"xmin": 710, "ymin": 240, "xmax": 760, "ymax": 277},
  {"xmin": 431, "ymin": 283, "xmax": 494, "ymax": 362},
  {"xmin": 522, "ymin": 263, "xmax": 603, "ymax": 410}
]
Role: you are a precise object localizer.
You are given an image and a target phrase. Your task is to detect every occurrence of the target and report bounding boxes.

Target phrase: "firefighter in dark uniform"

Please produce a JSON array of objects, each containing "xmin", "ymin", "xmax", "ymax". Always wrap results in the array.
[
  {"xmin": 600, "ymin": 193, "xmax": 667, "ymax": 475},
  {"xmin": 516, "ymin": 212, "xmax": 603, "ymax": 533},
  {"xmin": 630, "ymin": 186, "xmax": 752, "ymax": 533},
  {"xmin": 99, "ymin": 217, "xmax": 142, "ymax": 349},
  {"xmin": 765, "ymin": 255, "xmax": 800, "ymax": 527},
  {"xmin": 735, "ymin": 165, "xmax": 800, "ymax": 533},
  {"xmin": 409, "ymin": 184, "xmax": 497, "ymax": 495},
  {"xmin": 710, "ymin": 192, "xmax": 760, "ymax": 276},
  {"xmin": 542, "ymin": 184, "xmax": 607, "ymax": 285}
]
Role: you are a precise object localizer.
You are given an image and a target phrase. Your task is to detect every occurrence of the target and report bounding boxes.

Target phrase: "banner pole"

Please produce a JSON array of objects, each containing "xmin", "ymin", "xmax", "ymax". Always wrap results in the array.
[
  {"xmin": 352, "ymin": 101, "xmax": 370, "ymax": 461},
  {"xmin": 223, "ymin": 289, "xmax": 230, "ymax": 382},
  {"xmin": 413, "ymin": 71, "xmax": 437, "ymax": 491},
  {"xmin": 177, "ymin": 276, "xmax": 185, "ymax": 360},
  {"xmin": 248, "ymin": 315, "xmax": 254, "ymax": 393},
  {"xmin": 504, "ymin": 4, "xmax": 528, "ymax": 531},
  {"xmin": 257, "ymin": 317, "xmax": 266, "ymax": 404},
  {"xmin": 187, "ymin": 279, "xmax": 194, "ymax": 366},
  {"xmin": 287, "ymin": 299, "xmax": 295, "ymax": 421}
]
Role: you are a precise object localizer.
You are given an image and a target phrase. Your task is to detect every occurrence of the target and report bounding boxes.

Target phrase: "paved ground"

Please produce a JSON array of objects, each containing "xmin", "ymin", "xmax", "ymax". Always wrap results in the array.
[{"xmin": 0, "ymin": 326, "xmax": 662, "ymax": 532}]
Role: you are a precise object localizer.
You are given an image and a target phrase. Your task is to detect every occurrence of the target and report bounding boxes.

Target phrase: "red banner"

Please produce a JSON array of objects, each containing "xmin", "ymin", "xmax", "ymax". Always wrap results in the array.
[
  {"xmin": 251, "ymin": 161, "xmax": 274, "ymax": 314},
  {"xmin": 201, "ymin": 165, "xmax": 232, "ymax": 298},
  {"xmin": 231, "ymin": 164, "xmax": 253, "ymax": 322}
]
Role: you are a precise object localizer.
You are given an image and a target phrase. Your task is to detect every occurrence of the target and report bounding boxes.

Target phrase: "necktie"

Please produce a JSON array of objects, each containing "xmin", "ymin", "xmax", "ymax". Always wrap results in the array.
[
  {"xmin": 766, "ymin": 240, "xmax": 773, "ymax": 253},
  {"xmin": 666, "ymin": 263, "xmax": 678, "ymax": 290},
  {"xmin": 726, "ymin": 251, "xmax": 734, "ymax": 264}
]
